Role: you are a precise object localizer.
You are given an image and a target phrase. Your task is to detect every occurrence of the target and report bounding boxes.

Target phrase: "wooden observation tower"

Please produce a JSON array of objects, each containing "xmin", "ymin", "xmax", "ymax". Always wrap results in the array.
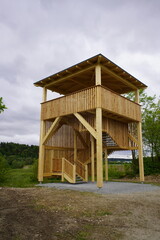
[{"xmin": 34, "ymin": 54, "xmax": 147, "ymax": 188}]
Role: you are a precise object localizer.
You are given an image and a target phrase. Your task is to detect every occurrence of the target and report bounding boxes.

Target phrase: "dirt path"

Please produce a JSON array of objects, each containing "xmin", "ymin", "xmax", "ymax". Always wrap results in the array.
[{"xmin": 0, "ymin": 187, "xmax": 160, "ymax": 240}]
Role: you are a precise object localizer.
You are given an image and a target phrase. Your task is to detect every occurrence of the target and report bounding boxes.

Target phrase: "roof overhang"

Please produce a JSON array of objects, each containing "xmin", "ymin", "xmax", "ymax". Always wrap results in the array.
[{"xmin": 34, "ymin": 54, "xmax": 147, "ymax": 94}]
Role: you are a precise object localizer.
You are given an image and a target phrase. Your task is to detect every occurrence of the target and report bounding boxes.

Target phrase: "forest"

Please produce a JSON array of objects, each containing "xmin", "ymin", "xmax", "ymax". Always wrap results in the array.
[{"xmin": 0, "ymin": 142, "xmax": 38, "ymax": 168}]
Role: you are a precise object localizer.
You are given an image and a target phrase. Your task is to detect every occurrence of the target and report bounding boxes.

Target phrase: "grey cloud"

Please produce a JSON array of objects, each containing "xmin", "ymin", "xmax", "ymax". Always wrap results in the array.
[{"xmin": 0, "ymin": 0, "xmax": 160, "ymax": 146}]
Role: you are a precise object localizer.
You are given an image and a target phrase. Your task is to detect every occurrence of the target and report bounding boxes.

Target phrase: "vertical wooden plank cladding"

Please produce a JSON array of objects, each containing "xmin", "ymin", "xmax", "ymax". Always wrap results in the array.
[
  {"xmin": 41, "ymin": 86, "xmax": 141, "ymax": 122},
  {"xmin": 101, "ymin": 87, "xmax": 141, "ymax": 121},
  {"xmin": 102, "ymin": 117, "xmax": 129, "ymax": 148},
  {"xmin": 41, "ymin": 86, "xmax": 97, "ymax": 120}
]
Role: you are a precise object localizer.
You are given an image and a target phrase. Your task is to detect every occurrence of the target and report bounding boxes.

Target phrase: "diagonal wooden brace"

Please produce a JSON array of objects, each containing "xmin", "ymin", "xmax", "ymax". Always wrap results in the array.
[
  {"xmin": 74, "ymin": 113, "xmax": 97, "ymax": 139},
  {"xmin": 42, "ymin": 117, "xmax": 62, "ymax": 145}
]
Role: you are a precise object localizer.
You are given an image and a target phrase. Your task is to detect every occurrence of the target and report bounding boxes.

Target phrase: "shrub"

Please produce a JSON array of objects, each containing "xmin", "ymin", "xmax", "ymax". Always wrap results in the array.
[
  {"xmin": 30, "ymin": 159, "xmax": 38, "ymax": 182},
  {"xmin": 132, "ymin": 157, "xmax": 160, "ymax": 175},
  {"xmin": 0, "ymin": 154, "xmax": 9, "ymax": 182},
  {"xmin": 11, "ymin": 160, "xmax": 25, "ymax": 169}
]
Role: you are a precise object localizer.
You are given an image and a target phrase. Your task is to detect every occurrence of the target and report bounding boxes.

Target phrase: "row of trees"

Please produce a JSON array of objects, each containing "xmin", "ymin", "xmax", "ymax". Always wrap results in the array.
[{"xmin": 0, "ymin": 142, "xmax": 39, "ymax": 168}]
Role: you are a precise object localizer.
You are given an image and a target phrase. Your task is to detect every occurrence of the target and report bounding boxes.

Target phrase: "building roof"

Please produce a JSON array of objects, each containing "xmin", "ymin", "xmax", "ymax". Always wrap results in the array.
[{"xmin": 34, "ymin": 53, "xmax": 147, "ymax": 94}]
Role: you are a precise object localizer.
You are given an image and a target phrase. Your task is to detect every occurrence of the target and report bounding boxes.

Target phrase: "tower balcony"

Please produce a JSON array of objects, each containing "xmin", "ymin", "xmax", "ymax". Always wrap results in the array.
[{"xmin": 41, "ymin": 85, "xmax": 141, "ymax": 123}]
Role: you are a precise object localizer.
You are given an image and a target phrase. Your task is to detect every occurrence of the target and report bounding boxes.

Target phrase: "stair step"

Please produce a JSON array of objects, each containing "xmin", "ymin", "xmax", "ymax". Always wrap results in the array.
[
  {"xmin": 76, "ymin": 175, "xmax": 83, "ymax": 182},
  {"xmin": 102, "ymin": 132, "xmax": 117, "ymax": 147}
]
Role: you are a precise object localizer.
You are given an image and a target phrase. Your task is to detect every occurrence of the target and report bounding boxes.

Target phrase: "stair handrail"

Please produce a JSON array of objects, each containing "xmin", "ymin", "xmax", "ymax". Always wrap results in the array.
[
  {"xmin": 63, "ymin": 157, "xmax": 74, "ymax": 167},
  {"xmin": 76, "ymin": 159, "xmax": 88, "ymax": 181},
  {"xmin": 62, "ymin": 157, "xmax": 76, "ymax": 183},
  {"xmin": 76, "ymin": 159, "xmax": 86, "ymax": 166}
]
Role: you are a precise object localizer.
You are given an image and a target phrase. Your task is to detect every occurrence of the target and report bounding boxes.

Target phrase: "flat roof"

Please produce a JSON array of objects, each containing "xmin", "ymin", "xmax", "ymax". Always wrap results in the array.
[{"xmin": 34, "ymin": 53, "xmax": 147, "ymax": 94}]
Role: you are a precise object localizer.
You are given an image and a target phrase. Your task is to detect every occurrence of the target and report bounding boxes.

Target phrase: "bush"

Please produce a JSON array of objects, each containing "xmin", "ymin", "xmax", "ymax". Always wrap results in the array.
[
  {"xmin": 30, "ymin": 159, "xmax": 38, "ymax": 182},
  {"xmin": 132, "ymin": 157, "xmax": 160, "ymax": 175},
  {"xmin": 0, "ymin": 154, "xmax": 9, "ymax": 182},
  {"xmin": 11, "ymin": 160, "xmax": 25, "ymax": 169}
]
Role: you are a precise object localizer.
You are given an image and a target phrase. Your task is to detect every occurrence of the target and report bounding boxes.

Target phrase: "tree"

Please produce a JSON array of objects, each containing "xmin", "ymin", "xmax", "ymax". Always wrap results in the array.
[
  {"xmin": 0, "ymin": 97, "xmax": 7, "ymax": 113},
  {"xmin": 142, "ymin": 98, "xmax": 160, "ymax": 161},
  {"xmin": 124, "ymin": 90, "xmax": 160, "ymax": 161}
]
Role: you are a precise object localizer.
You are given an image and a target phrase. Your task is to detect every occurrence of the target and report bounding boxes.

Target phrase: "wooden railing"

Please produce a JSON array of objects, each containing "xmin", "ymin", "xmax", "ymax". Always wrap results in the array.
[
  {"xmin": 41, "ymin": 85, "xmax": 141, "ymax": 122},
  {"xmin": 76, "ymin": 160, "xmax": 88, "ymax": 181},
  {"xmin": 41, "ymin": 86, "xmax": 97, "ymax": 120},
  {"xmin": 62, "ymin": 157, "xmax": 76, "ymax": 183},
  {"xmin": 44, "ymin": 157, "xmax": 88, "ymax": 182},
  {"xmin": 101, "ymin": 87, "xmax": 141, "ymax": 122}
]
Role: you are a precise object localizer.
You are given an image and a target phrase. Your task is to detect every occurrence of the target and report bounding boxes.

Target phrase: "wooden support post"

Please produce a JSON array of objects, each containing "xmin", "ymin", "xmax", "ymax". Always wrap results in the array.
[
  {"xmin": 73, "ymin": 131, "xmax": 77, "ymax": 183},
  {"xmin": 137, "ymin": 122, "xmax": 144, "ymax": 182},
  {"xmin": 85, "ymin": 165, "xmax": 88, "ymax": 182},
  {"xmin": 95, "ymin": 65, "xmax": 101, "ymax": 85},
  {"xmin": 38, "ymin": 87, "xmax": 47, "ymax": 182},
  {"xmin": 61, "ymin": 157, "xmax": 64, "ymax": 182},
  {"xmin": 73, "ymin": 164, "xmax": 76, "ymax": 183},
  {"xmin": 104, "ymin": 148, "xmax": 108, "ymax": 181},
  {"xmin": 74, "ymin": 131, "xmax": 77, "ymax": 163},
  {"xmin": 95, "ymin": 64, "xmax": 103, "ymax": 188},
  {"xmin": 90, "ymin": 135, "xmax": 95, "ymax": 182},
  {"xmin": 96, "ymin": 107, "xmax": 103, "ymax": 188},
  {"xmin": 135, "ymin": 89, "xmax": 140, "ymax": 103},
  {"xmin": 135, "ymin": 89, "xmax": 144, "ymax": 182}
]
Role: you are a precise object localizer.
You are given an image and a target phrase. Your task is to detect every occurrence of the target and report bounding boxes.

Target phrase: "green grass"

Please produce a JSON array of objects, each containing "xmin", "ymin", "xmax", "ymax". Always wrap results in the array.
[
  {"xmin": 0, "ymin": 166, "xmax": 61, "ymax": 188},
  {"xmin": 75, "ymin": 231, "xmax": 89, "ymax": 240},
  {"xmin": 0, "ymin": 166, "xmax": 38, "ymax": 187},
  {"xmin": 107, "ymin": 163, "xmax": 135, "ymax": 179}
]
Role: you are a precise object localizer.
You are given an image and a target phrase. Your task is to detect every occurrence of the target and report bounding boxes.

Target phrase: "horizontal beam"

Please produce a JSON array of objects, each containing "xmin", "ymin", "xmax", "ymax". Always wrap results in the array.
[
  {"xmin": 101, "ymin": 65, "xmax": 137, "ymax": 90},
  {"xmin": 45, "ymin": 65, "xmax": 95, "ymax": 88},
  {"xmin": 105, "ymin": 146, "xmax": 138, "ymax": 150},
  {"xmin": 45, "ymin": 146, "xmax": 84, "ymax": 151},
  {"xmin": 74, "ymin": 113, "xmax": 97, "ymax": 139}
]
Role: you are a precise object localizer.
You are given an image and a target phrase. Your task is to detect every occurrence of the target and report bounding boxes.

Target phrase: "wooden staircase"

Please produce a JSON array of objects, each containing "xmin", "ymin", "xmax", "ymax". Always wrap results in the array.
[
  {"xmin": 61, "ymin": 157, "xmax": 88, "ymax": 184},
  {"xmin": 102, "ymin": 132, "xmax": 117, "ymax": 147}
]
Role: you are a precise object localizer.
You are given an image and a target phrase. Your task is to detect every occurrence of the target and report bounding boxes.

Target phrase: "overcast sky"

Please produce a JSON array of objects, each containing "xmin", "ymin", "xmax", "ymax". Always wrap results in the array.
[{"xmin": 0, "ymin": 0, "xmax": 160, "ymax": 157}]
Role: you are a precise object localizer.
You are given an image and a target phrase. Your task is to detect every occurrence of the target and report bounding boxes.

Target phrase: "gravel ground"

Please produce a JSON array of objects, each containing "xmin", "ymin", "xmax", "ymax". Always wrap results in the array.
[
  {"xmin": 1, "ymin": 186, "xmax": 160, "ymax": 239},
  {"xmin": 37, "ymin": 181, "xmax": 160, "ymax": 194}
]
